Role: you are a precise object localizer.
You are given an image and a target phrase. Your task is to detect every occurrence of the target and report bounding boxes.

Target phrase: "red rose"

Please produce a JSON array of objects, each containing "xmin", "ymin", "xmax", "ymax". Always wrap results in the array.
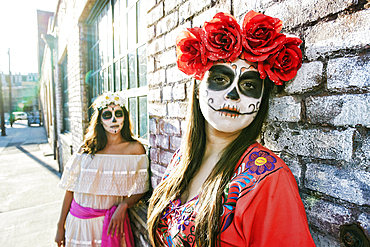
[
  {"xmin": 241, "ymin": 10, "xmax": 286, "ymax": 62},
  {"xmin": 176, "ymin": 27, "xmax": 213, "ymax": 80},
  {"xmin": 258, "ymin": 37, "xmax": 303, "ymax": 85},
  {"xmin": 200, "ymin": 12, "xmax": 242, "ymax": 62}
]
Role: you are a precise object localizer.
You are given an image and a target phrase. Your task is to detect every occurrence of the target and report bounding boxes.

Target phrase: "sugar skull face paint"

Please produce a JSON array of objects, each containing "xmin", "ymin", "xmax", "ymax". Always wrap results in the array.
[
  {"xmin": 198, "ymin": 58, "xmax": 264, "ymax": 133},
  {"xmin": 101, "ymin": 104, "xmax": 124, "ymax": 134}
]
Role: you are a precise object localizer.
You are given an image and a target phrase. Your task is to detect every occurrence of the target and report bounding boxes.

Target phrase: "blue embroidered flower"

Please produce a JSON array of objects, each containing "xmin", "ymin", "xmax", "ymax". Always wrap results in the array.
[
  {"xmin": 246, "ymin": 150, "xmax": 276, "ymax": 175},
  {"xmin": 177, "ymin": 214, "xmax": 190, "ymax": 231}
]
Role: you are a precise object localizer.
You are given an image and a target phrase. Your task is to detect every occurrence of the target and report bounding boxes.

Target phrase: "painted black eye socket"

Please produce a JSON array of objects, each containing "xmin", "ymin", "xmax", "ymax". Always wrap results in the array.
[
  {"xmin": 207, "ymin": 65, "xmax": 235, "ymax": 91},
  {"xmin": 102, "ymin": 111, "xmax": 112, "ymax": 120},
  {"xmin": 115, "ymin": 110, "xmax": 123, "ymax": 118},
  {"xmin": 237, "ymin": 71, "xmax": 263, "ymax": 98},
  {"xmin": 213, "ymin": 75, "xmax": 230, "ymax": 85},
  {"xmin": 102, "ymin": 110, "xmax": 123, "ymax": 119},
  {"xmin": 239, "ymin": 80, "xmax": 256, "ymax": 91}
]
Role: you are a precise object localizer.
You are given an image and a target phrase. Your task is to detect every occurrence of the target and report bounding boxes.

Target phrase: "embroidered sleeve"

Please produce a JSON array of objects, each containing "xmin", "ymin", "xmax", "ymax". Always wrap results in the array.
[
  {"xmin": 238, "ymin": 166, "xmax": 316, "ymax": 246},
  {"xmin": 220, "ymin": 144, "xmax": 315, "ymax": 246}
]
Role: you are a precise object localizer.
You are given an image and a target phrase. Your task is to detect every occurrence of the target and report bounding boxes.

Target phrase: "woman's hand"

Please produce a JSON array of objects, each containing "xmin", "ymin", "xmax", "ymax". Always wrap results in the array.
[
  {"xmin": 107, "ymin": 193, "xmax": 145, "ymax": 237},
  {"xmin": 107, "ymin": 201, "xmax": 128, "ymax": 237},
  {"xmin": 55, "ymin": 191, "xmax": 73, "ymax": 246},
  {"xmin": 55, "ymin": 226, "xmax": 65, "ymax": 247}
]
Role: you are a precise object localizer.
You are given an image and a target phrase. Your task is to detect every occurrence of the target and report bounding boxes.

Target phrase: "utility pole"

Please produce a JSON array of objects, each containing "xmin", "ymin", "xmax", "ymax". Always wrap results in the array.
[
  {"xmin": 8, "ymin": 48, "xmax": 13, "ymax": 127},
  {"xmin": 0, "ymin": 72, "xmax": 6, "ymax": 136}
]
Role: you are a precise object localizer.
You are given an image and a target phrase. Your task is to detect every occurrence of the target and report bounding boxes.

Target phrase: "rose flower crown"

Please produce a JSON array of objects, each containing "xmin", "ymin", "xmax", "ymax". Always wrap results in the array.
[
  {"xmin": 176, "ymin": 10, "xmax": 303, "ymax": 85},
  {"xmin": 94, "ymin": 92, "xmax": 125, "ymax": 110}
]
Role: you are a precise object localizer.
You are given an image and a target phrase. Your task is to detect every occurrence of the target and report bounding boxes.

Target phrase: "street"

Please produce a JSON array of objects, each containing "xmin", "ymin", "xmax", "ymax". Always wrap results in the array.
[{"xmin": 0, "ymin": 120, "xmax": 65, "ymax": 247}]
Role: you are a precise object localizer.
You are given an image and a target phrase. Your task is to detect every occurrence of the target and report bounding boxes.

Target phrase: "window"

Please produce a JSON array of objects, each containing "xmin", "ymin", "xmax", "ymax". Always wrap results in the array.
[
  {"xmin": 87, "ymin": 0, "xmax": 148, "ymax": 141},
  {"xmin": 61, "ymin": 56, "xmax": 70, "ymax": 132}
]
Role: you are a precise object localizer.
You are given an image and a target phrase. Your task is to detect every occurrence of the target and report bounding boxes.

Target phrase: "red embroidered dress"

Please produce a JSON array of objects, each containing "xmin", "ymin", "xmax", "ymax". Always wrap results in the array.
[{"xmin": 157, "ymin": 142, "xmax": 316, "ymax": 247}]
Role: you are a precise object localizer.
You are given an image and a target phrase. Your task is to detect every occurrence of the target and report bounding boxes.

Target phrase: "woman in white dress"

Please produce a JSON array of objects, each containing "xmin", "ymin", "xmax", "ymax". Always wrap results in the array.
[{"xmin": 55, "ymin": 92, "xmax": 149, "ymax": 247}]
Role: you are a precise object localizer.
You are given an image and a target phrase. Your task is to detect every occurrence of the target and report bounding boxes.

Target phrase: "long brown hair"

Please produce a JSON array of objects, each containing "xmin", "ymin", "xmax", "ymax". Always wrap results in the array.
[
  {"xmin": 148, "ymin": 78, "xmax": 273, "ymax": 247},
  {"xmin": 82, "ymin": 101, "xmax": 135, "ymax": 155}
]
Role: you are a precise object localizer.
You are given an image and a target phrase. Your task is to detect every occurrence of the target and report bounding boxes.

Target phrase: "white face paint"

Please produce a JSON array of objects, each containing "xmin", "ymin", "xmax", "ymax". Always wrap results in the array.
[
  {"xmin": 101, "ymin": 104, "xmax": 124, "ymax": 134},
  {"xmin": 198, "ymin": 58, "xmax": 264, "ymax": 133}
]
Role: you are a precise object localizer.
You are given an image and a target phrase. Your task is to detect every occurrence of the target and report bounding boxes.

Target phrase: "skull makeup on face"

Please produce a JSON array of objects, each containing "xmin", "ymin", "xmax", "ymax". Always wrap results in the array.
[
  {"xmin": 198, "ymin": 58, "xmax": 264, "ymax": 133},
  {"xmin": 101, "ymin": 104, "xmax": 124, "ymax": 134}
]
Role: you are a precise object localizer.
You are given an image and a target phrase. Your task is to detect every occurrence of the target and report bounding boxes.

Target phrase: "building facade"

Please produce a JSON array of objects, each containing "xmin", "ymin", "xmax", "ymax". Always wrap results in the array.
[
  {"xmin": 1, "ymin": 73, "xmax": 39, "ymax": 114},
  {"xmin": 38, "ymin": 0, "xmax": 370, "ymax": 246}
]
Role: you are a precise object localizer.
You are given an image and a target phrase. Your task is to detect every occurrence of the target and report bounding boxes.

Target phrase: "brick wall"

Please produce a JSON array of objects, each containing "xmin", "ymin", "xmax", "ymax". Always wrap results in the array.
[
  {"xmin": 147, "ymin": 0, "xmax": 370, "ymax": 246},
  {"xmin": 54, "ymin": 0, "xmax": 90, "ymax": 169},
  {"xmin": 39, "ymin": 47, "xmax": 54, "ymax": 142}
]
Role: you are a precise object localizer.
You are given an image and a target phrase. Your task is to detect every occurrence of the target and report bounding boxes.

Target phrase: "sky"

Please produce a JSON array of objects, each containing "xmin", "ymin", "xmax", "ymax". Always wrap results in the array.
[{"xmin": 0, "ymin": 0, "xmax": 58, "ymax": 75}]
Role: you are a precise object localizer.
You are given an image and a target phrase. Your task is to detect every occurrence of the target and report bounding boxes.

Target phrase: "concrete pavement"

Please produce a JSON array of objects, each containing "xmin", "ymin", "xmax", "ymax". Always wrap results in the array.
[{"xmin": 0, "ymin": 120, "xmax": 65, "ymax": 247}]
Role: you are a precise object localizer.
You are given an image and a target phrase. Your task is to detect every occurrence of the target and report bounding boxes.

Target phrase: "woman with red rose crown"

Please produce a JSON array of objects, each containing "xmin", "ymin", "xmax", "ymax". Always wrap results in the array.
[{"xmin": 148, "ymin": 11, "xmax": 316, "ymax": 247}]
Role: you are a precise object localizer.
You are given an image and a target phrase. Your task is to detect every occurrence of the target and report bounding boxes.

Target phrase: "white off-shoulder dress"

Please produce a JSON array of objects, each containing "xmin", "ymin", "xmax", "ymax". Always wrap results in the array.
[{"xmin": 58, "ymin": 153, "xmax": 149, "ymax": 247}]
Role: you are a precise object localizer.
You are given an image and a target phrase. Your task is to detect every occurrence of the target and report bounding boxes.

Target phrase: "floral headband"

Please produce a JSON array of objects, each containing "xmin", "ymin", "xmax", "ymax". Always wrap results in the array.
[
  {"xmin": 176, "ymin": 11, "xmax": 303, "ymax": 85},
  {"xmin": 94, "ymin": 92, "xmax": 125, "ymax": 110}
]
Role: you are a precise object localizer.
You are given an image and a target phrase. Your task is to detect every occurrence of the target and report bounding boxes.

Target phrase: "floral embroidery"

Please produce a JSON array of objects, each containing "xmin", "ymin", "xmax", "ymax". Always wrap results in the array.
[
  {"xmin": 166, "ymin": 235, "xmax": 174, "ymax": 247},
  {"xmin": 221, "ymin": 148, "xmax": 278, "ymax": 232},
  {"xmin": 158, "ymin": 196, "xmax": 198, "ymax": 247},
  {"xmin": 158, "ymin": 145, "xmax": 281, "ymax": 244},
  {"xmin": 246, "ymin": 150, "xmax": 276, "ymax": 175},
  {"xmin": 177, "ymin": 214, "xmax": 190, "ymax": 231},
  {"xmin": 161, "ymin": 200, "xmax": 177, "ymax": 219},
  {"xmin": 221, "ymin": 171, "xmax": 256, "ymax": 232}
]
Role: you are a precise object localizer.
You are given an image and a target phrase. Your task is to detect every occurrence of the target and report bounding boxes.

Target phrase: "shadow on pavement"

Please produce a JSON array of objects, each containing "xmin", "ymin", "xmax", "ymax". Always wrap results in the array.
[{"xmin": 16, "ymin": 146, "xmax": 61, "ymax": 178}]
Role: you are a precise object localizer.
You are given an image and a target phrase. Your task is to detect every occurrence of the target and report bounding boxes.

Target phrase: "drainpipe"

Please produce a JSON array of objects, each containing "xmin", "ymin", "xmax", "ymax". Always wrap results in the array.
[{"xmin": 41, "ymin": 34, "xmax": 58, "ymax": 164}]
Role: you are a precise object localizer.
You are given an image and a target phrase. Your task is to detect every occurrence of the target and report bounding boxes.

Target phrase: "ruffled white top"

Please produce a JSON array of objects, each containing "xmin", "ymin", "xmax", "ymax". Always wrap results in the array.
[{"xmin": 58, "ymin": 153, "xmax": 149, "ymax": 247}]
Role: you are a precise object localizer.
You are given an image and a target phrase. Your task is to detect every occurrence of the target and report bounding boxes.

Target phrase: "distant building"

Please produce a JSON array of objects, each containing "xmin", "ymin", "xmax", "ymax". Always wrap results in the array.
[
  {"xmin": 37, "ymin": 10, "xmax": 54, "ymax": 77},
  {"xmin": 0, "ymin": 72, "xmax": 38, "ymax": 113}
]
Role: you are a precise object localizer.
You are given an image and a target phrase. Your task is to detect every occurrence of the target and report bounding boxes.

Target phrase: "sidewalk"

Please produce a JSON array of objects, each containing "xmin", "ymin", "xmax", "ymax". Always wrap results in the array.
[
  {"xmin": 0, "ymin": 121, "xmax": 50, "ymax": 154},
  {"xmin": 0, "ymin": 121, "xmax": 65, "ymax": 247}
]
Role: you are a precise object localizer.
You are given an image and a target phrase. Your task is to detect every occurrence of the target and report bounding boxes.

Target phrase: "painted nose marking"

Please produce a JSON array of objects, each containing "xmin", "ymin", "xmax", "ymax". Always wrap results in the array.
[{"xmin": 226, "ymin": 87, "xmax": 240, "ymax": 100}]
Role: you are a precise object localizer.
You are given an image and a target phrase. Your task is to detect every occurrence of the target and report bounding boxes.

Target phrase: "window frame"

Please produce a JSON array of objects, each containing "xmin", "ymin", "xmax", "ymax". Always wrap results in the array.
[{"xmin": 86, "ymin": 0, "xmax": 148, "ymax": 144}]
